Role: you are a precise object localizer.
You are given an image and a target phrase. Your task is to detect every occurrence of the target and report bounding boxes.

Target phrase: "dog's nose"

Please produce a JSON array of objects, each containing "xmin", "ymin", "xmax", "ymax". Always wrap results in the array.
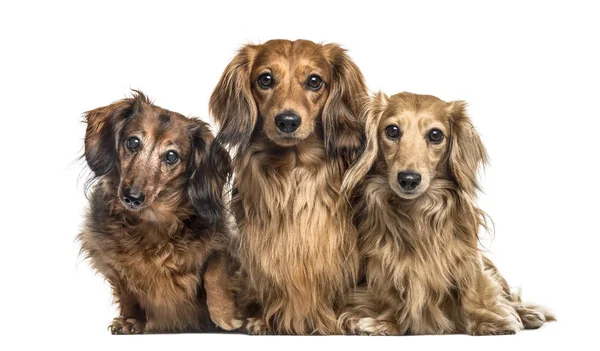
[
  {"xmin": 397, "ymin": 172, "xmax": 422, "ymax": 191},
  {"xmin": 123, "ymin": 188, "xmax": 145, "ymax": 207},
  {"xmin": 275, "ymin": 113, "xmax": 301, "ymax": 133}
]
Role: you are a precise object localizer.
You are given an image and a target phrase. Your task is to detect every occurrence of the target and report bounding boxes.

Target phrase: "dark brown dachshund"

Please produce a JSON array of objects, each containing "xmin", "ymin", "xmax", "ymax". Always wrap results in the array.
[{"xmin": 79, "ymin": 91, "xmax": 241, "ymax": 334}]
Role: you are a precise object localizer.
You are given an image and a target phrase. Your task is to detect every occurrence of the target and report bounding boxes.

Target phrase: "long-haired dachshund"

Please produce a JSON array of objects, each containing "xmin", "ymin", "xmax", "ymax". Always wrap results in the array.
[
  {"xmin": 79, "ymin": 91, "xmax": 241, "ymax": 334},
  {"xmin": 209, "ymin": 39, "xmax": 368, "ymax": 334},
  {"xmin": 339, "ymin": 92, "xmax": 554, "ymax": 335}
]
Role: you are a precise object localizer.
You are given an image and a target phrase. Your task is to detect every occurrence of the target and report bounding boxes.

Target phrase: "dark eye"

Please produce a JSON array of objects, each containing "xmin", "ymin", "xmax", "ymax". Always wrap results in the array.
[
  {"xmin": 126, "ymin": 137, "xmax": 140, "ymax": 151},
  {"xmin": 257, "ymin": 73, "xmax": 274, "ymax": 89},
  {"xmin": 428, "ymin": 129, "xmax": 444, "ymax": 144},
  {"xmin": 385, "ymin": 125, "xmax": 401, "ymax": 139},
  {"xmin": 306, "ymin": 75, "xmax": 323, "ymax": 90},
  {"xmin": 164, "ymin": 150, "xmax": 179, "ymax": 164}
]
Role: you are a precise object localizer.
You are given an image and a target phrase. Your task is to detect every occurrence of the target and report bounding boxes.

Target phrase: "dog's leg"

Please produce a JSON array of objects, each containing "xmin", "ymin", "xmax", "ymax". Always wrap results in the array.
[
  {"xmin": 108, "ymin": 278, "xmax": 146, "ymax": 335},
  {"xmin": 204, "ymin": 253, "xmax": 243, "ymax": 331},
  {"xmin": 458, "ymin": 266, "xmax": 523, "ymax": 335}
]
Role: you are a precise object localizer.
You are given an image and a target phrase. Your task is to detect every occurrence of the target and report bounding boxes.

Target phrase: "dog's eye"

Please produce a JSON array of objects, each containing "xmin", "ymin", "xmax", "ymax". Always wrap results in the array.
[
  {"xmin": 306, "ymin": 75, "xmax": 323, "ymax": 90},
  {"xmin": 428, "ymin": 129, "xmax": 444, "ymax": 144},
  {"xmin": 165, "ymin": 150, "xmax": 179, "ymax": 164},
  {"xmin": 257, "ymin": 73, "xmax": 274, "ymax": 89},
  {"xmin": 126, "ymin": 137, "xmax": 141, "ymax": 151},
  {"xmin": 164, "ymin": 150, "xmax": 179, "ymax": 164},
  {"xmin": 385, "ymin": 125, "xmax": 401, "ymax": 139}
]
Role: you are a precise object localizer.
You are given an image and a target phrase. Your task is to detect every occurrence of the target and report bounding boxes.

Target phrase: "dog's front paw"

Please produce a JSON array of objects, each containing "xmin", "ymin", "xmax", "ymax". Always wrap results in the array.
[
  {"xmin": 213, "ymin": 315, "xmax": 243, "ymax": 331},
  {"xmin": 109, "ymin": 317, "xmax": 145, "ymax": 335},
  {"xmin": 355, "ymin": 317, "xmax": 395, "ymax": 336},
  {"xmin": 246, "ymin": 317, "xmax": 269, "ymax": 335},
  {"xmin": 209, "ymin": 301, "xmax": 243, "ymax": 331}
]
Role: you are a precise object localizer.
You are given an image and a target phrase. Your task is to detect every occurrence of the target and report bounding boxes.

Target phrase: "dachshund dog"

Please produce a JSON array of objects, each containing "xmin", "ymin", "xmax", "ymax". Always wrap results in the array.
[
  {"xmin": 79, "ymin": 91, "xmax": 241, "ymax": 334},
  {"xmin": 339, "ymin": 92, "xmax": 554, "ymax": 335},
  {"xmin": 209, "ymin": 39, "xmax": 368, "ymax": 334}
]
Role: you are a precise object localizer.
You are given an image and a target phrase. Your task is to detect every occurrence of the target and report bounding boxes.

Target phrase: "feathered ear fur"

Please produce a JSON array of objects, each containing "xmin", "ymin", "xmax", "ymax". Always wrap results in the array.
[
  {"xmin": 83, "ymin": 90, "xmax": 148, "ymax": 177},
  {"xmin": 209, "ymin": 45, "xmax": 258, "ymax": 158},
  {"xmin": 188, "ymin": 120, "xmax": 232, "ymax": 224},
  {"xmin": 446, "ymin": 101, "xmax": 489, "ymax": 195},
  {"xmin": 341, "ymin": 92, "xmax": 389, "ymax": 195},
  {"xmin": 322, "ymin": 43, "xmax": 369, "ymax": 163}
]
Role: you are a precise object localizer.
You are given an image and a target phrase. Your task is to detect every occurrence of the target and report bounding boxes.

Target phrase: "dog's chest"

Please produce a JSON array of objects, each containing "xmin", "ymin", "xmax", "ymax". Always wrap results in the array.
[
  {"xmin": 365, "ymin": 207, "xmax": 464, "ymax": 296},
  {"xmin": 105, "ymin": 228, "xmax": 204, "ymax": 302},
  {"xmin": 234, "ymin": 158, "xmax": 353, "ymax": 284}
]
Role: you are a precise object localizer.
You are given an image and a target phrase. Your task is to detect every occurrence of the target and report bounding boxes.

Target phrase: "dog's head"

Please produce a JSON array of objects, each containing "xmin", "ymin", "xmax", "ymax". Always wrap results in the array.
[
  {"xmin": 210, "ymin": 39, "xmax": 367, "ymax": 160},
  {"xmin": 83, "ymin": 91, "xmax": 231, "ymax": 223},
  {"xmin": 343, "ymin": 92, "xmax": 488, "ymax": 199}
]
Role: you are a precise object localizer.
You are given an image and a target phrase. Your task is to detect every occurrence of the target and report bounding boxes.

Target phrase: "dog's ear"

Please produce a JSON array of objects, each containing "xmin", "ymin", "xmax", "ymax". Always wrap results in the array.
[
  {"xmin": 446, "ymin": 101, "xmax": 489, "ymax": 194},
  {"xmin": 209, "ymin": 45, "xmax": 258, "ymax": 157},
  {"xmin": 341, "ymin": 92, "xmax": 388, "ymax": 195},
  {"xmin": 83, "ymin": 90, "xmax": 148, "ymax": 176},
  {"xmin": 188, "ymin": 120, "xmax": 231, "ymax": 225},
  {"xmin": 322, "ymin": 43, "xmax": 369, "ymax": 163}
]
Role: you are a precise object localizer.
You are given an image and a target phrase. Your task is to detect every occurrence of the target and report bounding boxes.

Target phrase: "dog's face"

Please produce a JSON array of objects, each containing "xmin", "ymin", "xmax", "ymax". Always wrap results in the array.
[
  {"xmin": 84, "ymin": 91, "xmax": 231, "ymax": 223},
  {"xmin": 342, "ymin": 92, "xmax": 487, "ymax": 200},
  {"xmin": 250, "ymin": 41, "xmax": 332, "ymax": 146},
  {"xmin": 116, "ymin": 106, "xmax": 194, "ymax": 211},
  {"xmin": 210, "ymin": 39, "xmax": 368, "ymax": 161},
  {"xmin": 378, "ymin": 93, "xmax": 450, "ymax": 199}
]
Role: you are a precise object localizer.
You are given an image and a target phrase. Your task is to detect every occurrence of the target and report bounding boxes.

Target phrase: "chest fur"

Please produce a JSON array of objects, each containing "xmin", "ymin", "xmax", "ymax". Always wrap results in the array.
[
  {"xmin": 360, "ymin": 190, "xmax": 476, "ymax": 299},
  {"xmin": 233, "ymin": 149, "xmax": 356, "ymax": 287},
  {"xmin": 92, "ymin": 223, "xmax": 209, "ymax": 304}
]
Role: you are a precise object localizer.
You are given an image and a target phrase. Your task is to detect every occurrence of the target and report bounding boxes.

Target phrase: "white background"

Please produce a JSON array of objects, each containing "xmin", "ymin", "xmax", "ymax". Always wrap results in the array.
[{"xmin": 1, "ymin": 0, "xmax": 598, "ymax": 349}]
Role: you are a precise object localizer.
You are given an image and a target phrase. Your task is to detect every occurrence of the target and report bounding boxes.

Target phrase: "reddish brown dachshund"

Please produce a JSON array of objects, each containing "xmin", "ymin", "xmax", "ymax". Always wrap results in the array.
[{"xmin": 210, "ymin": 39, "xmax": 369, "ymax": 334}]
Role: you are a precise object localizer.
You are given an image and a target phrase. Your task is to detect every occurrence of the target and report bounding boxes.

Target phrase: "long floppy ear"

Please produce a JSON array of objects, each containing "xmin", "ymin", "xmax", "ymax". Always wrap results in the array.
[
  {"xmin": 188, "ymin": 119, "xmax": 232, "ymax": 224},
  {"xmin": 209, "ymin": 45, "xmax": 258, "ymax": 157},
  {"xmin": 322, "ymin": 43, "xmax": 369, "ymax": 163},
  {"xmin": 341, "ymin": 92, "xmax": 388, "ymax": 195},
  {"xmin": 446, "ymin": 101, "xmax": 489, "ymax": 195},
  {"xmin": 83, "ymin": 91, "xmax": 148, "ymax": 176}
]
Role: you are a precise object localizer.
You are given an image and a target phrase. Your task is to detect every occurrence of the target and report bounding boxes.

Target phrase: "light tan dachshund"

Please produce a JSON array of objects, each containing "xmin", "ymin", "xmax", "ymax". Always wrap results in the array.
[{"xmin": 339, "ymin": 92, "xmax": 554, "ymax": 335}]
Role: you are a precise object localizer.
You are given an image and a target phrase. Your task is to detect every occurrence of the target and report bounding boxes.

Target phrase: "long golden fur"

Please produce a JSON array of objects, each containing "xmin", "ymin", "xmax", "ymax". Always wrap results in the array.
[
  {"xmin": 79, "ymin": 91, "xmax": 241, "ymax": 333},
  {"xmin": 209, "ymin": 39, "xmax": 368, "ymax": 334},
  {"xmin": 339, "ymin": 92, "xmax": 554, "ymax": 335}
]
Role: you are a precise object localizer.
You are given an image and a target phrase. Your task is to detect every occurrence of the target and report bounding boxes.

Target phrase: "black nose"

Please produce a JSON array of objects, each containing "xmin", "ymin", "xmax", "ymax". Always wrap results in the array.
[
  {"xmin": 123, "ymin": 188, "xmax": 145, "ymax": 207},
  {"xmin": 275, "ymin": 113, "xmax": 301, "ymax": 133},
  {"xmin": 397, "ymin": 172, "xmax": 422, "ymax": 191}
]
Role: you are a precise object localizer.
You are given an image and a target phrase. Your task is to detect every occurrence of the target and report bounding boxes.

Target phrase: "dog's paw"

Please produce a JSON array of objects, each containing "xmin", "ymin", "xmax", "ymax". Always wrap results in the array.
[
  {"xmin": 209, "ymin": 303, "xmax": 243, "ymax": 331},
  {"xmin": 214, "ymin": 316, "xmax": 243, "ymax": 331},
  {"xmin": 246, "ymin": 317, "xmax": 269, "ymax": 335},
  {"xmin": 468, "ymin": 315, "xmax": 521, "ymax": 336},
  {"xmin": 109, "ymin": 317, "xmax": 145, "ymax": 335},
  {"xmin": 355, "ymin": 317, "xmax": 395, "ymax": 336},
  {"xmin": 517, "ymin": 307, "xmax": 546, "ymax": 330},
  {"xmin": 337, "ymin": 312, "xmax": 360, "ymax": 335}
]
